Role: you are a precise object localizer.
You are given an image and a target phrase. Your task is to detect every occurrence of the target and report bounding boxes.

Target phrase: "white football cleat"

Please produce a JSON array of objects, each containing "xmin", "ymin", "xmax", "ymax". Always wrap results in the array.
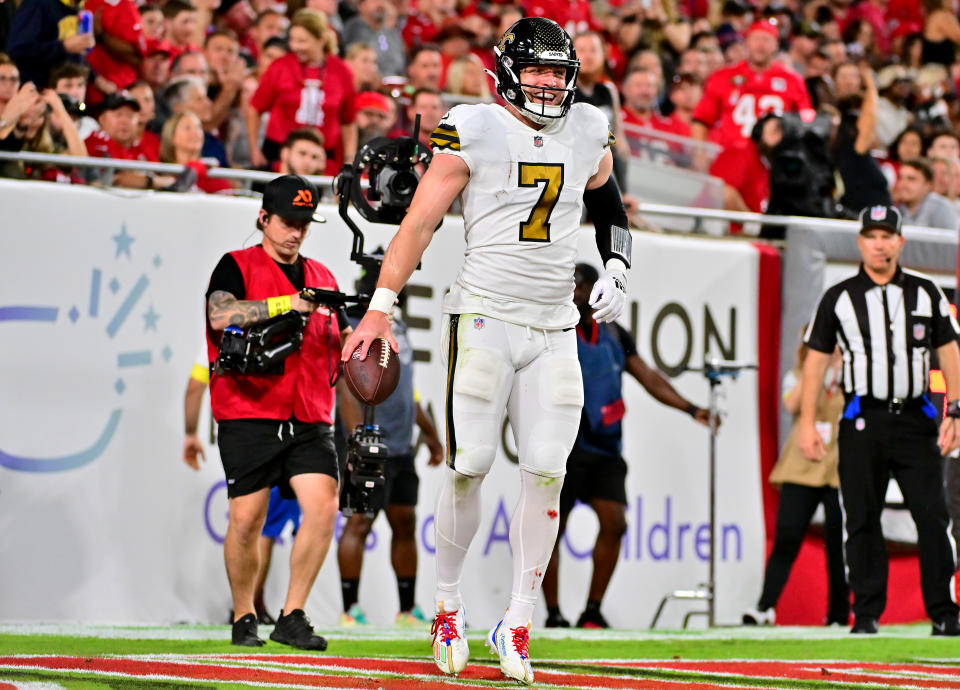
[
  {"xmin": 431, "ymin": 606, "xmax": 469, "ymax": 675},
  {"xmin": 487, "ymin": 619, "xmax": 534, "ymax": 685},
  {"xmin": 742, "ymin": 607, "xmax": 775, "ymax": 626}
]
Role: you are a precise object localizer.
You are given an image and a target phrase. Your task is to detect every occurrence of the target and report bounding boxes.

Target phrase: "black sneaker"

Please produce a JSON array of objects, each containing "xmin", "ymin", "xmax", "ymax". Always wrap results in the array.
[
  {"xmin": 231, "ymin": 613, "xmax": 265, "ymax": 646},
  {"xmin": 270, "ymin": 609, "xmax": 328, "ymax": 650},
  {"xmin": 825, "ymin": 612, "xmax": 849, "ymax": 627},
  {"xmin": 544, "ymin": 610, "xmax": 571, "ymax": 628},
  {"xmin": 257, "ymin": 609, "xmax": 276, "ymax": 626},
  {"xmin": 576, "ymin": 608, "xmax": 610, "ymax": 629},
  {"xmin": 932, "ymin": 618, "xmax": 960, "ymax": 636},
  {"xmin": 850, "ymin": 617, "xmax": 878, "ymax": 634}
]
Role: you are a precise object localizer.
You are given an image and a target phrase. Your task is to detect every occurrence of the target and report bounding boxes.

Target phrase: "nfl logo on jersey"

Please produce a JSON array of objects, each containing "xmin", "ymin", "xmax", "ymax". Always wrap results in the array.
[
  {"xmin": 914, "ymin": 323, "xmax": 926, "ymax": 340},
  {"xmin": 533, "ymin": 136, "xmax": 543, "ymax": 147},
  {"xmin": 474, "ymin": 317, "xmax": 485, "ymax": 329}
]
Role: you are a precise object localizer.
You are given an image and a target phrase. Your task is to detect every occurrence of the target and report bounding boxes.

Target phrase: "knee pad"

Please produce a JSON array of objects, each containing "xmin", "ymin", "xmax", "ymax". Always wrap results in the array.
[
  {"xmin": 451, "ymin": 443, "xmax": 497, "ymax": 476},
  {"xmin": 447, "ymin": 347, "xmax": 509, "ymax": 476},
  {"xmin": 520, "ymin": 441, "xmax": 570, "ymax": 478},
  {"xmin": 513, "ymin": 358, "xmax": 582, "ymax": 477},
  {"xmin": 540, "ymin": 357, "xmax": 584, "ymax": 409}
]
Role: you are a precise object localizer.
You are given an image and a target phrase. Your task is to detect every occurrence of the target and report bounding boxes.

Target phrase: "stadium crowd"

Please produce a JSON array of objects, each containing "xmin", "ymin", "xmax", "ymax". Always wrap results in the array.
[{"xmin": 0, "ymin": 0, "xmax": 960, "ymax": 223}]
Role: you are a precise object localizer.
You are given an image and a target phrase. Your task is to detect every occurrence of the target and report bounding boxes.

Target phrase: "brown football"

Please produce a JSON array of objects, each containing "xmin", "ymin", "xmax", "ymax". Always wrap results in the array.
[{"xmin": 343, "ymin": 338, "xmax": 401, "ymax": 406}]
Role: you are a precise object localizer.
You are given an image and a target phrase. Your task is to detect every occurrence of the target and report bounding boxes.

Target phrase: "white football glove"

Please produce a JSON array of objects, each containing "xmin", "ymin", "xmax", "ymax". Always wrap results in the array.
[{"xmin": 589, "ymin": 268, "xmax": 627, "ymax": 323}]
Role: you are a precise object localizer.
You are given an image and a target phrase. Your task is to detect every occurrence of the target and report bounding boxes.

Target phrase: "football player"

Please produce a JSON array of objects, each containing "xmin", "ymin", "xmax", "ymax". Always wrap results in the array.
[{"xmin": 341, "ymin": 17, "xmax": 631, "ymax": 685}]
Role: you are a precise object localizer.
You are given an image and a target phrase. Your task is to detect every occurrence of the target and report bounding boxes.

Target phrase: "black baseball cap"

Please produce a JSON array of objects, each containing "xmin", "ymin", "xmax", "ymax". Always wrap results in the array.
[
  {"xmin": 721, "ymin": 0, "xmax": 752, "ymax": 15},
  {"xmin": 261, "ymin": 174, "xmax": 320, "ymax": 222},
  {"xmin": 98, "ymin": 91, "xmax": 140, "ymax": 114},
  {"xmin": 859, "ymin": 204, "xmax": 902, "ymax": 234}
]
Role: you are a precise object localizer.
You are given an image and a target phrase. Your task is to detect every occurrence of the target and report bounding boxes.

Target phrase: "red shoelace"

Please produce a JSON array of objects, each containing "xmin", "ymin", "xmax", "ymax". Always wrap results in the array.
[
  {"xmin": 431, "ymin": 611, "xmax": 460, "ymax": 644},
  {"xmin": 510, "ymin": 625, "xmax": 530, "ymax": 659}
]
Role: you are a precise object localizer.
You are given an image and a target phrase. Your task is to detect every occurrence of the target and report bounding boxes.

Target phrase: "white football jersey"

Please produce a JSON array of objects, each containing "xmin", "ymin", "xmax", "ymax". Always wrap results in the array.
[{"xmin": 431, "ymin": 103, "xmax": 612, "ymax": 329}]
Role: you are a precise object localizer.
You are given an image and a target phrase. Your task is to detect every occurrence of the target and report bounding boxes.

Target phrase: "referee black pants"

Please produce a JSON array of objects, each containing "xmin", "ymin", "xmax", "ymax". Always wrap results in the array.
[{"xmin": 838, "ymin": 408, "xmax": 959, "ymax": 623}]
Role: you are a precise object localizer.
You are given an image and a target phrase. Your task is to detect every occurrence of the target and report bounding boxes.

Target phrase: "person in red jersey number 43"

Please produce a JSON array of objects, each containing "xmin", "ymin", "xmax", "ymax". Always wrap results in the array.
[{"xmin": 692, "ymin": 19, "xmax": 812, "ymax": 153}]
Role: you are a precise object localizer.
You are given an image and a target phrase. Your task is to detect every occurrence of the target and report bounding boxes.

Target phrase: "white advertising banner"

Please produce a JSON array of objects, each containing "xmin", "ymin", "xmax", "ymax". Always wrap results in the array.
[{"xmin": 0, "ymin": 180, "xmax": 765, "ymax": 630}]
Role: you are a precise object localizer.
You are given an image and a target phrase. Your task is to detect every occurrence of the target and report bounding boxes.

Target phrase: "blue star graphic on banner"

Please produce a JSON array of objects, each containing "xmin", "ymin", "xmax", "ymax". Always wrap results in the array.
[
  {"xmin": 143, "ymin": 305, "xmax": 160, "ymax": 332},
  {"xmin": 113, "ymin": 224, "xmax": 135, "ymax": 259}
]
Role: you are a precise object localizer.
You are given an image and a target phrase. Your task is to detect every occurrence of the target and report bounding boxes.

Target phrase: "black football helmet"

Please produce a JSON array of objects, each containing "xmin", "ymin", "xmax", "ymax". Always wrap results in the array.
[{"xmin": 493, "ymin": 17, "xmax": 579, "ymax": 124}]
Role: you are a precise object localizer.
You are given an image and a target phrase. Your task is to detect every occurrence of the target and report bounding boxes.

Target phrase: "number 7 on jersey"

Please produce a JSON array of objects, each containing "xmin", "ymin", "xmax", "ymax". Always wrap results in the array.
[{"xmin": 518, "ymin": 162, "xmax": 564, "ymax": 242}]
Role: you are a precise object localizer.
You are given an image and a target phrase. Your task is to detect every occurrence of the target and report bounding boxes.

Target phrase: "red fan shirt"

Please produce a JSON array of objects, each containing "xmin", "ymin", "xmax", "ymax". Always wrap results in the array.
[
  {"xmin": 402, "ymin": 12, "xmax": 440, "ymax": 50},
  {"xmin": 83, "ymin": 0, "xmax": 146, "ymax": 92},
  {"xmin": 709, "ymin": 139, "xmax": 770, "ymax": 213},
  {"xmin": 250, "ymin": 52, "xmax": 356, "ymax": 174},
  {"xmin": 137, "ymin": 130, "xmax": 160, "ymax": 162},
  {"xmin": 621, "ymin": 108, "xmax": 691, "ymax": 136},
  {"xmin": 85, "ymin": 130, "xmax": 157, "ymax": 161},
  {"xmin": 693, "ymin": 60, "xmax": 812, "ymax": 149},
  {"xmin": 186, "ymin": 160, "xmax": 233, "ymax": 194},
  {"xmin": 523, "ymin": 0, "xmax": 598, "ymax": 36},
  {"xmin": 621, "ymin": 108, "xmax": 691, "ymax": 164}
]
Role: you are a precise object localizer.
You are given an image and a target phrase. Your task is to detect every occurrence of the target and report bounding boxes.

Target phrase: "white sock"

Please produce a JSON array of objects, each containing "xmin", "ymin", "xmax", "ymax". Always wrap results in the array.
[
  {"xmin": 503, "ymin": 469, "xmax": 564, "ymax": 629},
  {"xmin": 434, "ymin": 467, "xmax": 484, "ymax": 613}
]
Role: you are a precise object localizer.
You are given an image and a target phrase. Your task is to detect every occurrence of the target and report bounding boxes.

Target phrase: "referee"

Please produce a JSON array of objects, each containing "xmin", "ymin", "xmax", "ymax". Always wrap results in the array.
[{"xmin": 798, "ymin": 204, "xmax": 960, "ymax": 636}]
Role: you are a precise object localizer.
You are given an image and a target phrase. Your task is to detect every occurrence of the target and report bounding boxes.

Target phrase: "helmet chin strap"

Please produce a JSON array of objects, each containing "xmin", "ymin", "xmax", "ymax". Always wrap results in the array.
[{"xmin": 487, "ymin": 68, "xmax": 565, "ymax": 125}]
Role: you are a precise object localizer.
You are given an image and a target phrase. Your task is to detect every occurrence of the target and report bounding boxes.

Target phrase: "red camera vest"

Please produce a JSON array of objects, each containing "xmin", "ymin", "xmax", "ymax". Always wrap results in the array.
[{"xmin": 207, "ymin": 245, "xmax": 340, "ymax": 424}]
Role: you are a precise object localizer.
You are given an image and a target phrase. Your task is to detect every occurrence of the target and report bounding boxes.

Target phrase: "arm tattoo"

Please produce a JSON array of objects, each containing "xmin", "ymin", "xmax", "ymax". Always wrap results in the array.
[{"xmin": 208, "ymin": 290, "xmax": 269, "ymax": 330}]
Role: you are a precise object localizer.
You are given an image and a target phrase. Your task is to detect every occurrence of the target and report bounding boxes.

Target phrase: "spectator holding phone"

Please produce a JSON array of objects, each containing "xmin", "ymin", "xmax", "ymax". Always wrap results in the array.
[{"xmin": 7, "ymin": 0, "xmax": 95, "ymax": 88}]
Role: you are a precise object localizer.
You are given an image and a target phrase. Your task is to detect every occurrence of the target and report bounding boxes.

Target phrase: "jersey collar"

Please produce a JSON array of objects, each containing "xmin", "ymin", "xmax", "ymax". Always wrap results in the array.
[{"xmin": 856, "ymin": 262, "xmax": 904, "ymax": 288}]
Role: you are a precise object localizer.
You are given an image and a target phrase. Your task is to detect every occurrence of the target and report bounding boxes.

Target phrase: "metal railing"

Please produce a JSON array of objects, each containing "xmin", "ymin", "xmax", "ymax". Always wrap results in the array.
[
  {"xmin": 0, "ymin": 151, "xmax": 337, "ymax": 192},
  {"xmin": 3, "ymin": 149, "xmax": 955, "ymax": 241}
]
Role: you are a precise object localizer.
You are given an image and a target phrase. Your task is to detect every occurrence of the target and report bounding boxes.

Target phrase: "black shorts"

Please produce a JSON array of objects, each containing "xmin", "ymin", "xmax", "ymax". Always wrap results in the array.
[
  {"xmin": 559, "ymin": 445, "xmax": 628, "ymax": 515},
  {"xmin": 218, "ymin": 418, "xmax": 339, "ymax": 499},
  {"xmin": 384, "ymin": 453, "xmax": 419, "ymax": 507}
]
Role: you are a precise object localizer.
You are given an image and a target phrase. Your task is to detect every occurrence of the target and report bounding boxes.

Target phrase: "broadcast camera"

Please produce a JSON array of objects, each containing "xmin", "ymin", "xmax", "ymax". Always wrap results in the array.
[
  {"xmin": 762, "ymin": 112, "xmax": 837, "ymax": 239},
  {"xmin": 215, "ymin": 311, "xmax": 305, "ymax": 375},
  {"xmin": 339, "ymin": 421, "xmax": 389, "ymax": 517},
  {"xmin": 331, "ymin": 118, "xmax": 432, "ymax": 515},
  {"xmin": 335, "ymin": 114, "xmax": 433, "ymax": 272}
]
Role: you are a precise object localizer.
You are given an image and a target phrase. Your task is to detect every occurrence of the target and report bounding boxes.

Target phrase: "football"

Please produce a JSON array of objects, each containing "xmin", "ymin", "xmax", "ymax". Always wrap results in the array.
[{"xmin": 343, "ymin": 338, "xmax": 401, "ymax": 406}]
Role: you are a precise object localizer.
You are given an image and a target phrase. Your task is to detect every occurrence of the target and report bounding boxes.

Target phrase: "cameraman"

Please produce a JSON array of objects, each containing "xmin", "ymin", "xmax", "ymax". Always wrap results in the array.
[
  {"xmin": 710, "ymin": 113, "xmax": 782, "ymax": 215},
  {"xmin": 762, "ymin": 111, "xmax": 837, "ymax": 237},
  {"xmin": 206, "ymin": 174, "xmax": 351, "ymax": 650}
]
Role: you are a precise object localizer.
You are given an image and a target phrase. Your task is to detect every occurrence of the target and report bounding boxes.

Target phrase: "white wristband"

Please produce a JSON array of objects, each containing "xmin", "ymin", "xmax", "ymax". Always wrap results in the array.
[
  {"xmin": 368, "ymin": 287, "xmax": 398, "ymax": 315},
  {"xmin": 604, "ymin": 258, "xmax": 627, "ymax": 274}
]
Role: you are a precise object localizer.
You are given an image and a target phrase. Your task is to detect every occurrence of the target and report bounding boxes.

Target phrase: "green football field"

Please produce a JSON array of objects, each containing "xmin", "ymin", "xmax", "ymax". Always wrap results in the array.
[{"xmin": 1, "ymin": 624, "xmax": 960, "ymax": 689}]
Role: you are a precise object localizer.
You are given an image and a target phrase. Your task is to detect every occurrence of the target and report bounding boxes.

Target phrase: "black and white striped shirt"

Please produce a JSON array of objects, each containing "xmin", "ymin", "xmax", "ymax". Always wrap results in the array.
[{"xmin": 805, "ymin": 265, "xmax": 960, "ymax": 400}]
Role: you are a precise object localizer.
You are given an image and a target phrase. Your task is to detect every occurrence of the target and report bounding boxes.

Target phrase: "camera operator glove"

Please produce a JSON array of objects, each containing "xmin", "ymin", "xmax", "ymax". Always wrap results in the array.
[{"xmin": 589, "ymin": 259, "xmax": 627, "ymax": 323}]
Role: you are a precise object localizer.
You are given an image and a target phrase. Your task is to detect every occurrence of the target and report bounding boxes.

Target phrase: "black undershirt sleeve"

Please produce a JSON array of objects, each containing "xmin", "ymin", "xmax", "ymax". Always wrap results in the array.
[{"xmin": 206, "ymin": 254, "xmax": 245, "ymax": 301}]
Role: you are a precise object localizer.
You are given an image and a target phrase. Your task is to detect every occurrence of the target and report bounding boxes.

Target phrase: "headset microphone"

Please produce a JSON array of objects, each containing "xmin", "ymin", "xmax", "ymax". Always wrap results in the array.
[{"xmin": 886, "ymin": 256, "xmax": 893, "ymax": 264}]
